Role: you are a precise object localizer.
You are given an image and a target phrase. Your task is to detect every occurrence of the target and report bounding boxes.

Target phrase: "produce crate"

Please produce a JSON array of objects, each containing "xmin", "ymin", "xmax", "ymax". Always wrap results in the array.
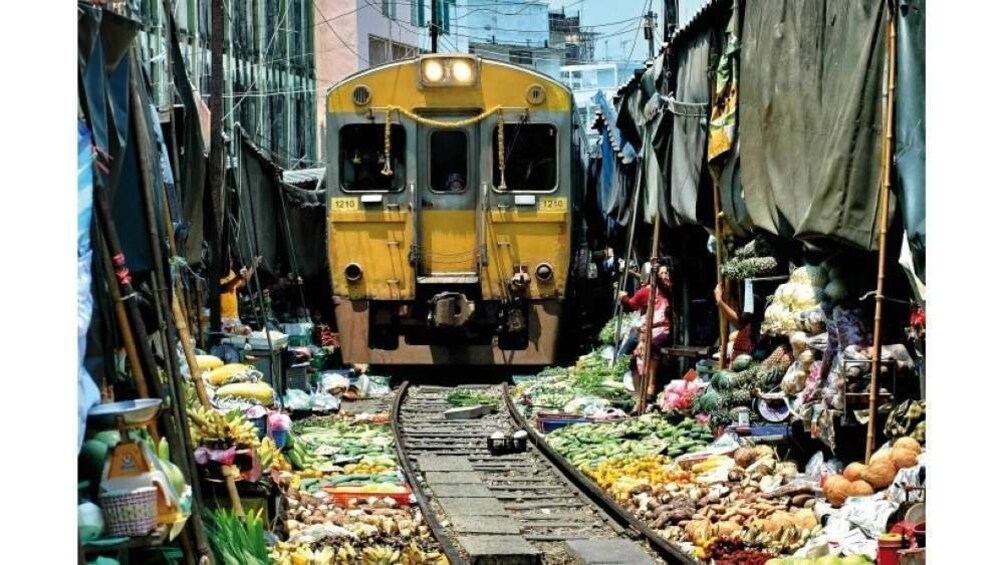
[
  {"xmin": 536, "ymin": 412, "xmax": 589, "ymax": 434},
  {"xmin": 323, "ymin": 484, "xmax": 412, "ymax": 506},
  {"xmin": 288, "ymin": 335, "xmax": 312, "ymax": 348}
]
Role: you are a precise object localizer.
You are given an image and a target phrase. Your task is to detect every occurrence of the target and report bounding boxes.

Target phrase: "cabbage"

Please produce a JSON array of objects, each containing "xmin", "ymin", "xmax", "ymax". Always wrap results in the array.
[{"xmin": 791, "ymin": 265, "xmax": 829, "ymax": 287}]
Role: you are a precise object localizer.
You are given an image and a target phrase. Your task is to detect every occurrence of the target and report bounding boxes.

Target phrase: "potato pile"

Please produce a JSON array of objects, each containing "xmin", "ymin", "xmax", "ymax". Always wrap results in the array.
[{"xmin": 822, "ymin": 437, "xmax": 923, "ymax": 507}]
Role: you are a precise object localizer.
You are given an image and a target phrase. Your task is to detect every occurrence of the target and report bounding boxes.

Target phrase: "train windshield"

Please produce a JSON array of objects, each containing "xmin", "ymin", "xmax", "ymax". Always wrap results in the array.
[
  {"xmin": 339, "ymin": 124, "xmax": 406, "ymax": 192},
  {"xmin": 430, "ymin": 130, "xmax": 468, "ymax": 193},
  {"xmin": 492, "ymin": 124, "xmax": 557, "ymax": 192}
]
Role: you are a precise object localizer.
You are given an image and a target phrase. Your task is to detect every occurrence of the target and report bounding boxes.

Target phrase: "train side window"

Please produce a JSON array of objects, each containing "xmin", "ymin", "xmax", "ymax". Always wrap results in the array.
[
  {"xmin": 429, "ymin": 130, "xmax": 468, "ymax": 193},
  {"xmin": 339, "ymin": 124, "xmax": 406, "ymax": 192},
  {"xmin": 492, "ymin": 124, "xmax": 557, "ymax": 192}
]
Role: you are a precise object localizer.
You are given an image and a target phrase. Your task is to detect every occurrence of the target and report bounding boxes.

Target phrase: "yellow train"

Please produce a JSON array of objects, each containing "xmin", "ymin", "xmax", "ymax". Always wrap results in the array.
[{"xmin": 326, "ymin": 54, "xmax": 590, "ymax": 366}]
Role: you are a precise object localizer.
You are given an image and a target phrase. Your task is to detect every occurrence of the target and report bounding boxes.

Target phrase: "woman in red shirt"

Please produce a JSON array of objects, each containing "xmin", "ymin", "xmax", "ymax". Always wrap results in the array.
[{"xmin": 634, "ymin": 265, "xmax": 673, "ymax": 403}]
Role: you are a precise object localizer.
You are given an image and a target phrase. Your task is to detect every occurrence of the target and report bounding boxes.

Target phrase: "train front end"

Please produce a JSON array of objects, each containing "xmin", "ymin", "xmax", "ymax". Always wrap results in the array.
[{"xmin": 326, "ymin": 55, "xmax": 579, "ymax": 366}]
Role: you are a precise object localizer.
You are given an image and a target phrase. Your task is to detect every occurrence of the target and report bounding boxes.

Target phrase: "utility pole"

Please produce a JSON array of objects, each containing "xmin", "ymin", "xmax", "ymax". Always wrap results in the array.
[
  {"xmin": 643, "ymin": 10, "xmax": 657, "ymax": 60},
  {"xmin": 207, "ymin": 0, "xmax": 225, "ymax": 342},
  {"xmin": 431, "ymin": 0, "xmax": 440, "ymax": 53}
]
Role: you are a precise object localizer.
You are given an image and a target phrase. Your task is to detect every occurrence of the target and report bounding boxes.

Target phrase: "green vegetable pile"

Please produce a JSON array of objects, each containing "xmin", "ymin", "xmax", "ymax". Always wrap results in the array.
[
  {"xmin": 546, "ymin": 414, "xmax": 713, "ymax": 469},
  {"xmin": 204, "ymin": 508, "xmax": 268, "ymax": 565},
  {"xmin": 446, "ymin": 389, "xmax": 499, "ymax": 409},
  {"xmin": 287, "ymin": 420, "xmax": 395, "ymax": 469},
  {"xmin": 599, "ymin": 313, "xmax": 632, "ymax": 345}
]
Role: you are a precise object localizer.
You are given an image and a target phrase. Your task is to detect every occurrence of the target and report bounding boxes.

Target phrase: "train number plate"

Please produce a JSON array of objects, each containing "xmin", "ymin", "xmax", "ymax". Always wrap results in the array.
[
  {"xmin": 331, "ymin": 197, "xmax": 360, "ymax": 211},
  {"xmin": 539, "ymin": 197, "xmax": 567, "ymax": 211}
]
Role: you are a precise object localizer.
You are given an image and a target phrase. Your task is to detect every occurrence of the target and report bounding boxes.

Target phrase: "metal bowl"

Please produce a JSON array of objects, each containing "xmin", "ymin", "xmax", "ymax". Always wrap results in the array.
[{"xmin": 87, "ymin": 399, "xmax": 162, "ymax": 429}]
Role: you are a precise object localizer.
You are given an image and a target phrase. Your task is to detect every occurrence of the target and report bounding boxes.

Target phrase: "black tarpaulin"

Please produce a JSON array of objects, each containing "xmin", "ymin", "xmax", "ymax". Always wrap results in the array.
[
  {"xmin": 739, "ymin": 0, "xmax": 890, "ymax": 250},
  {"xmin": 668, "ymin": 31, "xmax": 713, "ymax": 227},
  {"xmin": 236, "ymin": 132, "xmax": 281, "ymax": 273},
  {"xmin": 165, "ymin": 8, "xmax": 207, "ymax": 265},
  {"xmin": 895, "ymin": 0, "xmax": 925, "ymax": 281}
]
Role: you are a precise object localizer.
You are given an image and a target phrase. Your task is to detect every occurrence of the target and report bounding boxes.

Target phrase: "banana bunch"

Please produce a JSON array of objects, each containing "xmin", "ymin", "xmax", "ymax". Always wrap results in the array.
[
  {"xmin": 362, "ymin": 545, "xmax": 400, "ymax": 565},
  {"xmin": 344, "ymin": 461, "xmax": 394, "ymax": 475},
  {"xmin": 401, "ymin": 543, "xmax": 448, "ymax": 565},
  {"xmin": 282, "ymin": 545, "xmax": 338, "ymax": 565},
  {"xmin": 187, "ymin": 405, "xmax": 260, "ymax": 448},
  {"xmin": 335, "ymin": 542, "xmax": 357, "ymax": 563},
  {"xmin": 259, "ymin": 437, "xmax": 291, "ymax": 472}
]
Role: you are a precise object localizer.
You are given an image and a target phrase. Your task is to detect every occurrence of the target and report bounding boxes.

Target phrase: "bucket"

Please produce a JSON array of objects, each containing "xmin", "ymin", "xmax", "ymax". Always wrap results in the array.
[{"xmin": 877, "ymin": 533, "xmax": 906, "ymax": 565}]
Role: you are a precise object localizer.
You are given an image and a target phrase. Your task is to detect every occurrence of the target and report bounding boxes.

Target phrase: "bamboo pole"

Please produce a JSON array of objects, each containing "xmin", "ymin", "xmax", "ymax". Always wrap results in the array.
[
  {"xmin": 638, "ymin": 217, "xmax": 662, "ymax": 414},
  {"xmin": 611, "ymin": 168, "xmax": 645, "ymax": 367},
  {"xmin": 128, "ymin": 56, "xmax": 216, "ymax": 563},
  {"xmin": 866, "ymin": 10, "xmax": 897, "ymax": 463},
  {"xmin": 711, "ymin": 171, "xmax": 729, "ymax": 370},
  {"xmin": 96, "ymin": 234, "xmax": 159, "ymax": 443}
]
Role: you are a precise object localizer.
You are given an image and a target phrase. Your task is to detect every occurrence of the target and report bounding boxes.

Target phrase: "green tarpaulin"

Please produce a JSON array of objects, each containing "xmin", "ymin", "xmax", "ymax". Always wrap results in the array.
[{"xmin": 739, "ymin": 0, "xmax": 891, "ymax": 251}]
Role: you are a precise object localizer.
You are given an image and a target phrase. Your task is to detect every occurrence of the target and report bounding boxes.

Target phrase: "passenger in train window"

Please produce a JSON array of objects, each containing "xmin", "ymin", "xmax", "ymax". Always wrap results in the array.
[{"xmin": 445, "ymin": 173, "xmax": 466, "ymax": 192}]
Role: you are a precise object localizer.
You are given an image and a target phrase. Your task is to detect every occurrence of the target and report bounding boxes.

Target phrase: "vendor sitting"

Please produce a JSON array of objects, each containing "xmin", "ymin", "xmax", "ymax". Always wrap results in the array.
[
  {"xmin": 220, "ymin": 256, "xmax": 260, "ymax": 331},
  {"xmin": 633, "ymin": 263, "xmax": 674, "ymax": 404}
]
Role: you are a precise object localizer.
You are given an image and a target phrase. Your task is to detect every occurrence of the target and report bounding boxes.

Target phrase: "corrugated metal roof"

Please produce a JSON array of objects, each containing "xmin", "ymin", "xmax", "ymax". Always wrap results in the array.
[{"xmin": 282, "ymin": 167, "xmax": 326, "ymax": 185}]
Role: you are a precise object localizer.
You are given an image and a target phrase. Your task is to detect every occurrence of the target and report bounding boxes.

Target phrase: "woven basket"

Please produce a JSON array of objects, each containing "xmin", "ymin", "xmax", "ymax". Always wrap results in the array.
[{"xmin": 99, "ymin": 486, "xmax": 157, "ymax": 537}]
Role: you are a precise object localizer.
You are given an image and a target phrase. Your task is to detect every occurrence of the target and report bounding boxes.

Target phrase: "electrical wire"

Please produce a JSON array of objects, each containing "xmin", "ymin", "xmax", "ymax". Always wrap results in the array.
[{"xmin": 626, "ymin": 0, "xmax": 652, "ymax": 62}]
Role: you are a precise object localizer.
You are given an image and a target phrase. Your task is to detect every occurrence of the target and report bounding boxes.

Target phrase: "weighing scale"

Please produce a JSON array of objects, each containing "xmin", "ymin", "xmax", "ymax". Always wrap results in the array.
[{"xmin": 87, "ymin": 400, "xmax": 186, "ymax": 534}]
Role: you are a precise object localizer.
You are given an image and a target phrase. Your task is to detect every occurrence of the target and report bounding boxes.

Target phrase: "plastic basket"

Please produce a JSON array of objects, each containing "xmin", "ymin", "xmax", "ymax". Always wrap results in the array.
[
  {"xmin": 536, "ymin": 412, "xmax": 589, "ymax": 434},
  {"xmin": 323, "ymin": 484, "xmax": 412, "ymax": 506},
  {"xmin": 250, "ymin": 416, "xmax": 268, "ymax": 440},
  {"xmin": 99, "ymin": 487, "xmax": 158, "ymax": 537},
  {"xmin": 288, "ymin": 335, "xmax": 312, "ymax": 348},
  {"xmin": 286, "ymin": 363, "xmax": 311, "ymax": 391}
]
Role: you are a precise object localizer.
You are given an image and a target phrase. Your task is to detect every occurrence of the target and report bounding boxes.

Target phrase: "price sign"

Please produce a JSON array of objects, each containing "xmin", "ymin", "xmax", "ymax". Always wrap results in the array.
[{"xmin": 331, "ymin": 197, "xmax": 360, "ymax": 211}]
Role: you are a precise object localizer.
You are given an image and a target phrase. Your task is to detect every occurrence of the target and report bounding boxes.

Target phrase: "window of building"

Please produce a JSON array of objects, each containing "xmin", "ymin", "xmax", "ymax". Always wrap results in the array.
[
  {"xmin": 339, "ymin": 124, "xmax": 406, "ymax": 192},
  {"xmin": 429, "ymin": 130, "xmax": 468, "ymax": 193},
  {"xmin": 492, "ymin": 124, "xmax": 558, "ymax": 192},
  {"xmin": 412, "ymin": 0, "xmax": 426, "ymax": 27},
  {"xmin": 381, "ymin": 0, "xmax": 397, "ymax": 20},
  {"xmin": 368, "ymin": 35, "xmax": 390, "ymax": 65}
]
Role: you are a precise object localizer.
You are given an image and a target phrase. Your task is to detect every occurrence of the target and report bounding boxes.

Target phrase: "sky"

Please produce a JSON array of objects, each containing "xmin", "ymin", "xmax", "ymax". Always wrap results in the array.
[{"xmin": 548, "ymin": 0, "xmax": 706, "ymax": 63}]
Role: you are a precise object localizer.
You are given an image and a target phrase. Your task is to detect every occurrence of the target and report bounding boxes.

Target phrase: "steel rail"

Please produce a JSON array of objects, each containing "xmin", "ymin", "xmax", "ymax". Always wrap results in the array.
[
  {"xmin": 391, "ymin": 381, "xmax": 467, "ymax": 565},
  {"xmin": 502, "ymin": 383, "xmax": 698, "ymax": 565}
]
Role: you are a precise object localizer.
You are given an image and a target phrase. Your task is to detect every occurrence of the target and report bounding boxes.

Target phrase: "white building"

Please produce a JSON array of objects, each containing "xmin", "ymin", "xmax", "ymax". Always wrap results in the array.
[
  {"xmin": 560, "ymin": 62, "xmax": 636, "ymax": 143},
  {"xmin": 464, "ymin": 1, "xmax": 564, "ymax": 80}
]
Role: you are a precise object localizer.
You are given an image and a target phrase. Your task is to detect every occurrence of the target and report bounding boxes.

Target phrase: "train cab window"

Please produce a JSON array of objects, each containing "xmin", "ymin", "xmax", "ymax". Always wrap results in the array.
[
  {"xmin": 429, "ymin": 130, "xmax": 468, "ymax": 193},
  {"xmin": 492, "ymin": 124, "xmax": 557, "ymax": 192},
  {"xmin": 339, "ymin": 124, "xmax": 405, "ymax": 192}
]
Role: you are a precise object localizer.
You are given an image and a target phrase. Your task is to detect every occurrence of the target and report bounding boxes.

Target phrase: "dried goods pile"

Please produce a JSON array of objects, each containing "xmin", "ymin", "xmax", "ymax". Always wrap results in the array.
[{"xmin": 269, "ymin": 414, "xmax": 446, "ymax": 565}]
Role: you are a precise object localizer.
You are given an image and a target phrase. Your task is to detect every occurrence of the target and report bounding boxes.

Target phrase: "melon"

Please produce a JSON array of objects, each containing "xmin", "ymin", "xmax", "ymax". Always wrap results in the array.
[
  {"xmin": 893, "ymin": 436, "xmax": 922, "ymax": 455},
  {"xmin": 79, "ymin": 439, "xmax": 109, "ymax": 485},
  {"xmin": 843, "ymin": 462, "xmax": 867, "ymax": 482}
]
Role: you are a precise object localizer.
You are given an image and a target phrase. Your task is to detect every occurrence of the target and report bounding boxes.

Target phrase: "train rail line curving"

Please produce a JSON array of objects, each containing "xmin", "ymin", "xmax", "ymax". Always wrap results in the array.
[{"xmin": 392, "ymin": 380, "xmax": 698, "ymax": 565}]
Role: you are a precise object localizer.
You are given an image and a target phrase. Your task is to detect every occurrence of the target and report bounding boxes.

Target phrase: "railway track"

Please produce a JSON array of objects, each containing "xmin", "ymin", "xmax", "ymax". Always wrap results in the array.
[{"xmin": 391, "ymin": 381, "xmax": 697, "ymax": 565}]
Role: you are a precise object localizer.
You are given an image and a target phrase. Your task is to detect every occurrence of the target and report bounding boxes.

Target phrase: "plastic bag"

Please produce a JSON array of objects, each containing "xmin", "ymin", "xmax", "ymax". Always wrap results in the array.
[{"xmin": 805, "ymin": 451, "xmax": 844, "ymax": 486}]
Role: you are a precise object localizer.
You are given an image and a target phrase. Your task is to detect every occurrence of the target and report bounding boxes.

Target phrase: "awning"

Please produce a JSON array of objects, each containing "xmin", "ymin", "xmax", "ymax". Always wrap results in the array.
[{"xmin": 282, "ymin": 167, "xmax": 326, "ymax": 187}]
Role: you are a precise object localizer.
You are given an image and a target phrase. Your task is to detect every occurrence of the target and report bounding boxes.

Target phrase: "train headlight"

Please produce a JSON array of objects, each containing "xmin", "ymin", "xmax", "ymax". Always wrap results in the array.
[
  {"xmin": 422, "ymin": 60, "xmax": 445, "ymax": 83},
  {"xmin": 451, "ymin": 60, "xmax": 474, "ymax": 83},
  {"xmin": 418, "ymin": 56, "xmax": 479, "ymax": 87},
  {"xmin": 344, "ymin": 263, "xmax": 363, "ymax": 283}
]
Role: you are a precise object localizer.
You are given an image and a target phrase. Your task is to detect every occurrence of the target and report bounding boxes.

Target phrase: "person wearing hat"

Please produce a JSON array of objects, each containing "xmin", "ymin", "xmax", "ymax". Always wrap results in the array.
[{"xmin": 221, "ymin": 256, "xmax": 261, "ymax": 323}]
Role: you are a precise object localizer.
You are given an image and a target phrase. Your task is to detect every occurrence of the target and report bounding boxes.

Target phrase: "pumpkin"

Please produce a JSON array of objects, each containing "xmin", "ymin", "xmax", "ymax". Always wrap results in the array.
[
  {"xmin": 861, "ymin": 460, "xmax": 897, "ymax": 490},
  {"xmin": 894, "ymin": 436, "xmax": 923, "ymax": 455},
  {"xmin": 844, "ymin": 462, "xmax": 867, "ymax": 482},
  {"xmin": 824, "ymin": 475, "xmax": 852, "ymax": 507},
  {"xmin": 848, "ymin": 480, "xmax": 874, "ymax": 497},
  {"xmin": 869, "ymin": 448, "xmax": 893, "ymax": 466},
  {"xmin": 892, "ymin": 447, "xmax": 919, "ymax": 470}
]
